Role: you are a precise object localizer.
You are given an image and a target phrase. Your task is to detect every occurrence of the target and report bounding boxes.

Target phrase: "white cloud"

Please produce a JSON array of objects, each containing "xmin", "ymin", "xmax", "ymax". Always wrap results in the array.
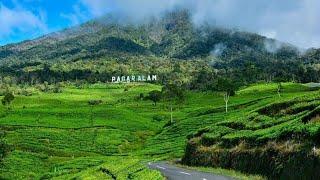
[
  {"xmin": 65, "ymin": 0, "xmax": 182, "ymax": 24},
  {"xmin": 60, "ymin": 0, "xmax": 112, "ymax": 26},
  {"xmin": 80, "ymin": 0, "xmax": 111, "ymax": 17},
  {"xmin": 0, "ymin": 3, "xmax": 47, "ymax": 39},
  {"xmin": 73, "ymin": 0, "xmax": 320, "ymax": 48},
  {"xmin": 61, "ymin": 5, "xmax": 87, "ymax": 26},
  {"xmin": 261, "ymin": 30, "xmax": 277, "ymax": 39}
]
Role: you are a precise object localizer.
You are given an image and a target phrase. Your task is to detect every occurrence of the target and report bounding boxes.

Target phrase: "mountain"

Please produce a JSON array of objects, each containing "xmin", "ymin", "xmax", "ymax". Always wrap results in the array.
[
  {"xmin": 0, "ymin": 10, "xmax": 301, "ymax": 63},
  {"xmin": 0, "ymin": 9, "xmax": 319, "ymax": 85}
]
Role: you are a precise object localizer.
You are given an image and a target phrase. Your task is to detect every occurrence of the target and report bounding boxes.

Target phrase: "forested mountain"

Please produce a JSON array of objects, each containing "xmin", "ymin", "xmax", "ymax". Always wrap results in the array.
[{"xmin": 0, "ymin": 9, "xmax": 319, "ymax": 87}]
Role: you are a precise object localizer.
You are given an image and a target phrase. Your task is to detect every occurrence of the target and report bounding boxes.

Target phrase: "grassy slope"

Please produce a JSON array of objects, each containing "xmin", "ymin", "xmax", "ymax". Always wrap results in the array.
[
  {"xmin": 143, "ymin": 83, "xmax": 316, "ymax": 156},
  {"xmin": 0, "ymin": 83, "xmax": 164, "ymax": 179},
  {"xmin": 181, "ymin": 83, "xmax": 320, "ymax": 178},
  {"xmin": 0, "ymin": 82, "xmax": 317, "ymax": 179}
]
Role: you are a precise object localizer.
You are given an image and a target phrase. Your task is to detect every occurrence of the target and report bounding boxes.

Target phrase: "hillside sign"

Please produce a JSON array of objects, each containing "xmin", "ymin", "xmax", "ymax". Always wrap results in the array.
[{"xmin": 111, "ymin": 75, "xmax": 157, "ymax": 83}]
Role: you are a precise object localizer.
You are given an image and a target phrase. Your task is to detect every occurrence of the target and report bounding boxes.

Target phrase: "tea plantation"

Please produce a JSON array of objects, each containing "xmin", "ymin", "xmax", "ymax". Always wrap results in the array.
[{"xmin": 0, "ymin": 82, "xmax": 319, "ymax": 179}]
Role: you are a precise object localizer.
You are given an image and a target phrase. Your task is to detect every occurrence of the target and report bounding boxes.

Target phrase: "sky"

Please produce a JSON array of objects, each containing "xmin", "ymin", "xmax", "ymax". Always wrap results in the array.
[{"xmin": 0, "ymin": 0, "xmax": 319, "ymax": 48}]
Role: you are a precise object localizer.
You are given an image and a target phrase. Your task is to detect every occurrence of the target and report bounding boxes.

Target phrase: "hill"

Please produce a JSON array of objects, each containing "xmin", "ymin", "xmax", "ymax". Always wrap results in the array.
[
  {"xmin": 0, "ymin": 9, "xmax": 319, "ymax": 86},
  {"xmin": 1, "ymin": 8, "xmax": 320, "ymax": 179},
  {"xmin": 182, "ymin": 83, "xmax": 320, "ymax": 179}
]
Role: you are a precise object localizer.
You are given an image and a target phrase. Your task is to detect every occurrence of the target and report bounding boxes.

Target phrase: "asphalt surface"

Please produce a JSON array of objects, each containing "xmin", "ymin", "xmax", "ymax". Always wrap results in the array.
[{"xmin": 148, "ymin": 162, "xmax": 234, "ymax": 180}]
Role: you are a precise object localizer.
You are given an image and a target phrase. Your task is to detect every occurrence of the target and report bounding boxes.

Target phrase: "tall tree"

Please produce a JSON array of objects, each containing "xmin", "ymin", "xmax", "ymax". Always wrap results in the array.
[
  {"xmin": 147, "ymin": 90, "xmax": 162, "ymax": 106},
  {"xmin": 1, "ymin": 92, "xmax": 14, "ymax": 110},
  {"xmin": 277, "ymin": 82, "xmax": 282, "ymax": 97},
  {"xmin": 162, "ymin": 83, "xmax": 185, "ymax": 123},
  {"xmin": 216, "ymin": 78, "xmax": 237, "ymax": 113}
]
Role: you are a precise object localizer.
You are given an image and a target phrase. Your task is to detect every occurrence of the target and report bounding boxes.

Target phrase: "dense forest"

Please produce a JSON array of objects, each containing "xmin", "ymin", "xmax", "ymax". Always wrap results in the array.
[{"xmin": 0, "ymin": 9, "xmax": 319, "ymax": 89}]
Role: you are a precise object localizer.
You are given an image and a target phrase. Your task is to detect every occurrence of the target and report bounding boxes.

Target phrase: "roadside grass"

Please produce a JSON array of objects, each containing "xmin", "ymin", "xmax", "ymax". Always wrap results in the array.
[{"xmin": 175, "ymin": 163, "xmax": 266, "ymax": 180}]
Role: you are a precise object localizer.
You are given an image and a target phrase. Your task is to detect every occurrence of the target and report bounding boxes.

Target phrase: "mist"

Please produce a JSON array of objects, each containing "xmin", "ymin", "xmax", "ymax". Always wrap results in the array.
[
  {"xmin": 264, "ymin": 39, "xmax": 283, "ymax": 54},
  {"xmin": 77, "ymin": 0, "xmax": 320, "ymax": 49},
  {"xmin": 210, "ymin": 43, "xmax": 227, "ymax": 57}
]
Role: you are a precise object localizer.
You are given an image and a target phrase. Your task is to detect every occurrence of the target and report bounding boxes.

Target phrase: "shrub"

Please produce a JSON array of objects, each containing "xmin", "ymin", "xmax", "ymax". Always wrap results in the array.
[
  {"xmin": 1, "ymin": 92, "xmax": 14, "ymax": 106},
  {"xmin": 0, "ymin": 131, "xmax": 10, "ymax": 164},
  {"xmin": 20, "ymin": 88, "xmax": 33, "ymax": 96},
  {"xmin": 88, "ymin": 100, "xmax": 103, "ymax": 106},
  {"xmin": 53, "ymin": 83, "xmax": 63, "ymax": 93},
  {"xmin": 152, "ymin": 114, "xmax": 168, "ymax": 122}
]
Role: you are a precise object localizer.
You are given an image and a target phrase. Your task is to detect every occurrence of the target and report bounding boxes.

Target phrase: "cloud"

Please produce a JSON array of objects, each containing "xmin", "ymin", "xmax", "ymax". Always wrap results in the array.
[
  {"xmin": 73, "ymin": 0, "xmax": 320, "ymax": 48},
  {"xmin": 0, "ymin": 3, "xmax": 47, "ymax": 40},
  {"xmin": 80, "ymin": 0, "xmax": 112, "ymax": 17},
  {"xmin": 188, "ymin": 0, "xmax": 320, "ymax": 48},
  {"xmin": 264, "ymin": 39, "xmax": 283, "ymax": 53},
  {"xmin": 61, "ymin": 5, "xmax": 87, "ymax": 26},
  {"xmin": 210, "ymin": 43, "xmax": 227, "ymax": 57},
  {"xmin": 60, "ymin": 0, "xmax": 112, "ymax": 26},
  {"xmin": 64, "ymin": 0, "xmax": 181, "ymax": 24}
]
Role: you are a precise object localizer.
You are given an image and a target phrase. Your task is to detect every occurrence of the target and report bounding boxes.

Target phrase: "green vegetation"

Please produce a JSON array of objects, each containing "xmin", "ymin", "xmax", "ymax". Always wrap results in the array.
[
  {"xmin": 0, "ymin": 131, "xmax": 9, "ymax": 165},
  {"xmin": 1, "ymin": 92, "xmax": 14, "ymax": 109},
  {"xmin": 0, "ymin": 10, "xmax": 319, "ymax": 89},
  {"xmin": 1, "ymin": 82, "xmax": 319, "ymax": 179},
  {"xmin": 183, "ymin": 83, "xmax": 320, "ymax": 179},
  {"xmin": 0, "ymin": 83, "xmax": 166, "ymax": 179},
  {"xmin": 0, "ymin": 8, "xmax": 320, "ymax": 180},
  {"xmin": 146, "ymin": 90, "xmax": 162, "ymax": 106}
]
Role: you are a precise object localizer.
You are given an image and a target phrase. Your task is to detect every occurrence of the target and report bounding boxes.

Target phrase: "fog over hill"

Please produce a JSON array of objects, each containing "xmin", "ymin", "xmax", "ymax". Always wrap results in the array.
[
  {"xmin": 1, "ymin": 0, "xmax": 319, "ymax": 48},
  {"xmin": 0, "ymin": 9, "xmax": 319, "ymax": 86},
  {"xmin": 0, "ymin": 9, "xmax": 313, "ymax": 63}
]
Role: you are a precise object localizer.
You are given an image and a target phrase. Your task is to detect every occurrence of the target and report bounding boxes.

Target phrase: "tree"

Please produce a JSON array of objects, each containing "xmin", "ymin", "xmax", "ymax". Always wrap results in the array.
[
  {"xmin": 216, "ymin": 78, "xmax": 237, "ymax": 113},
  {"xmin": 162, "ymin": 83, "xmax": 185, "ymax": 123},
  {"xmin": 277, "ymin": 82, "xmax": 282, "ymax": 97},
  {"xmin": 139, "ymin": 93, "xmax": 144, "ymax": 100},
  {"xmin": 1, "ymin": 92, "xmax": 14, "ymax": 109},
  {"xmin": 53, "ymin": 82, "xmax": 63, "ymax": 93},
  {"xmin": 146, "ymin": 90, "xmax": 162, "ymax": 106},
  {"xmin": 224, "ymin": 92, "xmax": 230, "ymax": 113}
]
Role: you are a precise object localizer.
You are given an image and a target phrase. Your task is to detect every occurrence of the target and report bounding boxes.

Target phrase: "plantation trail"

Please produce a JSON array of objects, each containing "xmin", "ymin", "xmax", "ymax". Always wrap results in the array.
[{"xmin": 148, "ymin": 162, "xmax": 233, "ymax": 180}]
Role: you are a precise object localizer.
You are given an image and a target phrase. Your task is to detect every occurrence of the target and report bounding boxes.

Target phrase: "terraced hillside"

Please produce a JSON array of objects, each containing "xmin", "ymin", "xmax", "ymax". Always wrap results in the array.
[
  {"xmin": 0, "ymin": 82, "xmax": 319, "ymax": 179},
  {"xmin": 0, "ymin": 83, "xmax": 165, "ymax": 179},
  {"xmin": 183, "ymin": 83, "xmax": 320, "ymax": 179}
]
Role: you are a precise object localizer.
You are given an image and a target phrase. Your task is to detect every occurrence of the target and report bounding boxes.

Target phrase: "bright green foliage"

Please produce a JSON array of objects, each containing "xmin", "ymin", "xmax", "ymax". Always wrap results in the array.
[
  {"xmin": 162, "ymin": 83, "xmax": 185, "ymax": 104},
  {"xmin": 0, "ymin": 82, "xmax": 319, "ymax": 179}
]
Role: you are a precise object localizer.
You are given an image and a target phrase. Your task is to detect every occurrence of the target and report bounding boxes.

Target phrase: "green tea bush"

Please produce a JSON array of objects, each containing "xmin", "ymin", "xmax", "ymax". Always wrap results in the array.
[
  {"xmin": 201, "ymin": 126, "xmax": 234, "ymax": 146},
  {"xmin": 257, "ymin": 101, "xmax": 295, "ymax": 116},
  {"xmin": 0, "ymin": 131, "xmax": 9, "ymax": 164},
  {"xmin": 152, "ymin": 114, "xmax": 168, "ymax": 122}
]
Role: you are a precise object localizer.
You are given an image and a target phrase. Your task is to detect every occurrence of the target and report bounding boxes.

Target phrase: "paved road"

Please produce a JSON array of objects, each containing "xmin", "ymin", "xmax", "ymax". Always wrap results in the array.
[{"xmin": 148, "ymin": 162, "xmax": 234, "ymax": 180}]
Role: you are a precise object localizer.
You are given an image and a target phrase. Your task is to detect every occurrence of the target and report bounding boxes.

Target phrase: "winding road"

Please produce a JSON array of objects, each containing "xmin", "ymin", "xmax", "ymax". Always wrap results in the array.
[{"xmin": 148, "ymin": 162, "xmax": 234, "ymax": 180}]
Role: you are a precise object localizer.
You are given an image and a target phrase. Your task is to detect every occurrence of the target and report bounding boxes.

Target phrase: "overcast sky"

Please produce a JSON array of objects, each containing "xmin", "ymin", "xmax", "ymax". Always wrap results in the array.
[{"xmin": 0, "ymin": 0, "xmax": 319, "ymax": 48}]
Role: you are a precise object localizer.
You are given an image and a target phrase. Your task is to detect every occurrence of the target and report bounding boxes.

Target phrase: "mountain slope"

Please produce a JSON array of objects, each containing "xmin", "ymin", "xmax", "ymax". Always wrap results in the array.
[
  {"xmin": 0, "ymin": 10, "xmax": 303, "ymax": 63},
  {"xmin": 0, "ymin": 9, "xmax": 319, "ymax": 85}
]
